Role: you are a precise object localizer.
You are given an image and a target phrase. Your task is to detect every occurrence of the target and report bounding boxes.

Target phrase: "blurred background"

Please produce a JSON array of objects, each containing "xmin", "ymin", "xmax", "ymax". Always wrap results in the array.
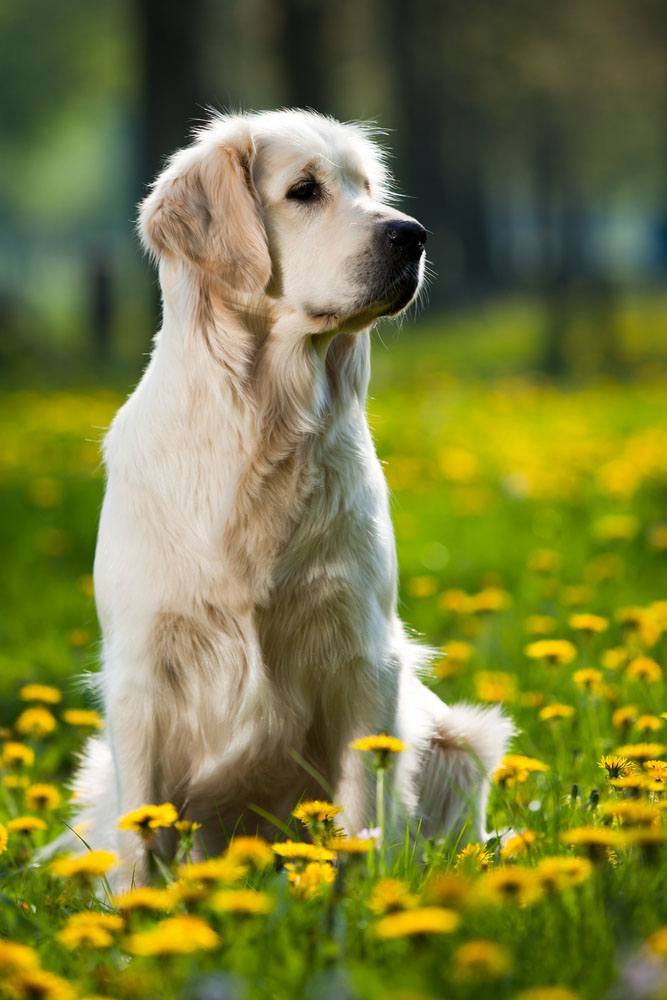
[
  {"xmin": 2, "ymin": 0, "xmax": 667, "ymax": 380},
  {"xmin": 1, "ymin": 1, "xmax": 667, "ymax": 711}
]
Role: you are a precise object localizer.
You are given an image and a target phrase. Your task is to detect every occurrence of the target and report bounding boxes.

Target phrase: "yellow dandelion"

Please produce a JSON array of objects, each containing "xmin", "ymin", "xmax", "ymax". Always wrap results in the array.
[
  {"xmin": 601, "ymin": 647, "xmax": 629, "ymax": 671},
  {"xmin": 561, "ymin": 826, "xmax": 625, "ymax": 858},
  {"xmin": 351, "ymin": 734, "xmax": 406, "ymax": 754},
  {"xmin": 626, "ymin": 657, "xmax": 662, "ymax": 684},
  {"xmin": 569, "ymin": 613, "xmax": 608, "ymax": 635},
  {"xmin": 51, "ymin": 850, "xmax": 118, "ymax": 878},
  {"xmin": 0, "ymin": 940, "xmax": 39, "ymax": 973},
  {"xmin": 469, "ymin": 587, "xmax": 511, "ymax": 614},
  {"xmin": 4, "ymin": 968, "xmax": 76, "ymax": 1000},
  {"xmin": 439, "ymin": 588, "xmax": 473, "ymax": 615},
  {"xmin": 326, "ymin": 836, "xmax": 374, "ymax": 855},
  {"xmin": 635, "ymin": 714, "xmax": 663, "ymax": 734},
  {"xmin": 455, "ymin": 842, "xmax": 493, "ymax": 870},
  {"xmin": 453, "ymin": 939, "xmax": 512, "ymax": 980},
  {"xmin": 25, "ymin": 784, "xmax": 61, "ymax": 811},
  {"xmin": 572, "ymin": 668, "xmax": 603, "ymax": 692},
  {"xmin": 173, "ymin": 819, "xmax": 202, "ymax": 835},
  {"xmin": 441, "ymin": 639, "xmax": 474, "ymax": 663},
  {"xmin": 598, "ymin": 801, "xmax": 659, "ymax": 826},
  {"xmin": 118, "ymin": 802, "xmax": 178, "ymax": 836},
  {"xmin": 285, "ymin": 860, "xmax": 336, "ymax": 899},
  {"xmin": 599, "ymin": 755, "xmax": 633, "ymax": 778},
  {"xmin": 525, "ymin": 615, "xmax": 557, "ymax": 635},
  {"xmin": 61, "ymin": 709, "xmax": 104, "ymax": 729},
  {"xmin": 612, "ymin": 705, "xmax": 638, "ymax": 730},
  {"xmin": 560, "ymin": 584, "xmax": 594, "ymax": 607},
  {"xmin": 0, "ymin": 823, "xmax": 7, "ymax": 854},
  {"xmin": 521, "ymin": 691, "xmax": 545, "ymax": 708},
  {"xmin": 616, "ymin": 607, "xmax": 662, "ymax": 647},
  {"xmin": 177, "ymin": 856, "xmax": 247, "ymax": 883},
  {"xmin": 374, "ymin": 906, "xmax": 460, "ymax": 938},
  {"xmin": 112, "ymin": 887, "xmax": 174, "ymax": 912},
  {"xmin": 474, "ymin": 671, "xmax": 517, "ymax": 703},
  {"xmin": 19, "ymin": 684, "xmax": 62, "ymax": 704},
  {"xmin": 539, "ymin": 704, "xmax": 575, "ymax": 722},
  {"xmin": 57, "ymin": 922, "xmax": 115, "ymax": 950},
  {"xmin": 645, "ymin": 926, "xmax": 667, "ymax": 957},
  {"xmin": 624, "ymin": 828, "xmax": 667, "ymax": 850},
  {"xmin": 476, "ymin": 866, "xmax": 543, "ymax": 906},
  {"xmin": 536, "ymin": 856, "xmax": 592, "ymax": 892},
  {"xmin": 615, "ymin": 742, "xmax": 665, "ymax": 761},
  {"xmin": 594, "ymin": 513, "xmax": 639, "ymax": 541},
  {"xmin": 500, "ymin": 830, "xmax": 536, "ymax": 860},
  {"xmin": 644, "ymin": 760, "xmax": 667, "ymax": 781},
  {"xmin": 14, "ymin": 707, "xmax": 57, "ymax": 738},
  {"xmin": 273, "ymin": 841, "xmax": 335, "ymax": 863},
  {"xmin": 210, "ymin": 889, "xmax": 274, "ymax": 914},
  {"xmin": 1, "ymin": 742, "xmax": 35, "ymax": 768},
  {"xmin": 422, "ymin": 872, "xmax": 472, "ymax": 907},
  {"xmin": 367, "ymin": 878, "xmax": 418, "ymax": 914},
  {"xmin": 7, "ymin": 815, "xmax": 48, "ymax": 835},
  {"xmin": 494, "ymin": 754, "xmax": 549, "ymax": 786},
  {"xmin": 609, "ymin": 774, "xmax": 650, "ymax": 794},
  {"xmin": 524, "ymin": 640, "xmax": 576, "ymax": 665},
  {"xmin": 4, "ymin": 774, "xmax": 29, "ymax": 790},
  {"xmin": 407, "ymin": 575, "xmax": 438, "ymax": 598},
  {"xmin": 126, "ymin": 915, "xmax": 219, "ymax": 956},
  {"xmin": 225, "ymin": 836, "xmax": 274, "ymax": 869},
  {"xmin": 292, "ymin": 800, "xmax": 342, "ymax": 824}
]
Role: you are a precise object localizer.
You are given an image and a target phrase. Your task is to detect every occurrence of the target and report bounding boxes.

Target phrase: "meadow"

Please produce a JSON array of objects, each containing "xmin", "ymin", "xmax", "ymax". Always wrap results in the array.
[{"xmin": 0, "ymin": 306, "xmax": 666, "ymax": 1000}]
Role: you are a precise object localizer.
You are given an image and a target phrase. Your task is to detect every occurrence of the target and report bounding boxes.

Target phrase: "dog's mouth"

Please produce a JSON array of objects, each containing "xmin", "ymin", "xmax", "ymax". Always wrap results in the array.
[{"xmin": 307, "ymin": 257, "xmax": 424, "ymax": 333}]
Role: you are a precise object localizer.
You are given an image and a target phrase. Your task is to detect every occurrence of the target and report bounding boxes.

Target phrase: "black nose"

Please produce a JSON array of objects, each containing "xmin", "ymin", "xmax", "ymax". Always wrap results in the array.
[{"xmin": 383, "ymin": 219, "xmax": 427, "ymax": 255}]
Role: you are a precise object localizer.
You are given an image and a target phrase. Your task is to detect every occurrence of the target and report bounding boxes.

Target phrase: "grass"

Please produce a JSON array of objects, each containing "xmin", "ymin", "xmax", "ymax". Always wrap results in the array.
[{"xmin": 0, "ymin": 311, "xmax": 666, "ymax": 1000}]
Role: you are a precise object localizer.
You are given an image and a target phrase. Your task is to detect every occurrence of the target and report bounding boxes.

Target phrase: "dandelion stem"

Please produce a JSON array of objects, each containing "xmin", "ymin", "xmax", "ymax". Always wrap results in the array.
[{"xmin": 376, "ymin": 765, "xmax": 385, "ymax": 874}]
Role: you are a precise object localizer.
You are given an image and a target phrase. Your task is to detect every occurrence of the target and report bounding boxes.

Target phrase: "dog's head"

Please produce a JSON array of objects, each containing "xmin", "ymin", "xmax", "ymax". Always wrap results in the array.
[{"xmin": 139, "ymin": 110, "xmax": 427, "ymax": 336}]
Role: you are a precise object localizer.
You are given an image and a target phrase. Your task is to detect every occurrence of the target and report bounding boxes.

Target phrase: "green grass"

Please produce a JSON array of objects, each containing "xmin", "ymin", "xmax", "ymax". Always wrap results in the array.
[{"xmin": 0, "ymin": 311, "xmax": 666, "ymax": 1000}]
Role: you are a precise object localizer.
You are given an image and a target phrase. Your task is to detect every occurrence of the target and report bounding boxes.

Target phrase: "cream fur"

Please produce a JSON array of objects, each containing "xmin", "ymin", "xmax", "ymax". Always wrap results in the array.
[{"xmin": 46, "ymin": 111, "xmax": 512, "ymax": 885}]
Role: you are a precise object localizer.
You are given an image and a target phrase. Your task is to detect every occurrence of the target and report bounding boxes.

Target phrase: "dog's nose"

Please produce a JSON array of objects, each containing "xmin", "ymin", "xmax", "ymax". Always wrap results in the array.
[{"xmin": 383, "ymin": 219, "xmax": 427, "ymax": 255}]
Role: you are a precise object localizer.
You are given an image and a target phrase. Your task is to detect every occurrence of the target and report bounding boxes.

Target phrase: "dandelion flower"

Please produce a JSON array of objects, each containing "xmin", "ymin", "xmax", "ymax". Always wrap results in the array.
[
  {"xmin": 569, "ymin": 613, "xmax": 608, "ymax": 635},
  {"xmin": 525, "ymin": 615, "xmax": 558, "ymax": 636},
  {"xmin": 635, "ymin": 714, "xmax": 663, "ymax": 734},
  {"xmin": 474, "ymin": 671, "xmax": 517, "ymax": 703},
  {"xmin": 118, "ymin": 802, "xmax": 178, "ymax": 837},
  {"xmin": 422, "ymin": 872, "xmax": 472, "ymax": 907},
  {"xmin": 572, "ymin": 668, "xmax": 603, "ymax": 692},
  {"xmin": 561, "ymin": 826, "xmax": 625, "ymax": 858},
  {"xmin": 285, "ymin": 860, "xmax": 336, "ymax": 899},
  {"xmin": 225, "ymin": 836, "xmax": 274, "ymax": 869},
  {"xmin": 4, "ymin": 968, "xmax": 76, "ymax": 1000},
  {"xmin": 455, "ymin": 843, "xmax": 493, "ymax": 870},
  {"xmin": 598, "ymin": 801, "xmax": 659, "ymax": 826},
  {"xmin": 612, "ymin": 705, "xmax": 638, "ymax": 730},
  {"xmin": 112, "ymin": 887, "xmax": 174, "ymax": 912},
  {"xmin": 453, "ymin": 939, "xmax": 512, "ymax": 980},
  {"xmin": 25, "ymin": 784, "xmax": 61, "ymax": 811},
  {"xmin": 273, "ymin": 841, "xmax": 335, "ymax": 863},
  {"xmin": 14, "ymin": 707, "xmax": 57, "ymax": 738},
  {"xmin": 615, "ymin": 742, "xmax": 665, "ymax": 761},
  {"xmin": 601, "ymin": 648, "xmax": 628, "ymax": 671},
  {"xmin": 0, "ymin": 823, "xmax": 7, "ymax": 854},
  {"xmin": 61, "ymin": 709, "xmax": 104, "ymax": 729},
  {"xmin": 527, "ymin": 549, "xmax": 560, "ymax": 574},
  {"xmin": 57, "ymin": 912, "xmax": 123, "ymax": 950},
  {"xmin": 292, "ymin": 800, "xmax": 342, "ymax": 824},
  {"xmin": 477, "ymin": 867, "xmax": 543, "ymax": 906},
  {"xmin": 524, "ymin": 640, "xmax": 576, "ymax": 666},
  {"xmin": 19, "ymin": 684, "xmax": 62, "ymax": 704},
  {"xmin": 51, "ymin": 850, "xmax": 118, "ymax": 878},
  {"xmin": 599, "ymin": 755, "xmax": 633, "ymax": 778},
  {"xmin": 210, "ymin": 889, "xmax": 274, "ymax": 914},
  {"xmin": 177, "ymin": 857, "xmax": 247, "ymax": 883},
  {"xmin": 367, "ymin": 878, "xmax": 418, "ymax": 914},
  {"xmin": 494, "ymin": 754, "xmax": 549, "ymax": 786},
  {"xmin": 539, "ymin": 704, "xmax": 575, "ymax": 722},
  {"xmin": 374, "ymin": 906, "xmax": 460, "ymax": 938},
  {"xmin": 626, "ymin": 657, "xmax": 662, "ymax": 684},
  {"xmin": 1, "ymin": 742, "xmax": 34, "ymax": 768},
  {"xmin": 351, "ymin": 734, "xmax": 406, "ymax": 755},
  {"xmin": 326, "ymin": 836, "xmax": 374, "ymax": 855},
  {"xmin": 7, "ymin": 816, "xmax": 48, "ymax": 835},
  {"xmin": 0, "ymin": 940, "xmax": 39, "ymax": 973},
  {"xmin": 645, "ymin": 926, "xmax": 667, "ymax": 957},
  {"xmin": 500, "ymin": 831, "xmax": 536, "ymax": 860},
  {"xmin": 536, "ymin": 856, "xmax": 592, "ymax": 891},
  {"xmin": 469, "ymin": 587, "xmax": 511, "ymax": 614},
  {"xmin": 125, "ymin": 915, "xmax": 219, "ymax": 956}
]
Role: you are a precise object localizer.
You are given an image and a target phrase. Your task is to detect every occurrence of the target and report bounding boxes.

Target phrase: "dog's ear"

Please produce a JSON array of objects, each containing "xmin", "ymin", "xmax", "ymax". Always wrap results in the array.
[{"xmin": 138, "ymin": 134, "xmax": 271, "ymax": 294}]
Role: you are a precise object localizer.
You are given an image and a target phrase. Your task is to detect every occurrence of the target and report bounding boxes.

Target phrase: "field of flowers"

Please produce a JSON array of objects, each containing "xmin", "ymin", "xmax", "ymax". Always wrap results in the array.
[{"xmin": 0, "ymin": 331, "xmax": 666, "ymax": 1000}]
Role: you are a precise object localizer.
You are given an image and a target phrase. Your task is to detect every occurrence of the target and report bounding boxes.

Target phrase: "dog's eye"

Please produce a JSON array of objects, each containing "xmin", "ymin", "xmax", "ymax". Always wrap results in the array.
[{"xmin": 286, "ymin": 179, "xmax": 321, "ymax": 202}]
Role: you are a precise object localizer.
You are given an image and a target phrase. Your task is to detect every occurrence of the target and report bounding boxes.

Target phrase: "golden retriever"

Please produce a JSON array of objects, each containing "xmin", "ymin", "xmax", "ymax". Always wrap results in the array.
[{"xmin": 55, "ymin": 110, "xmax": 512, "ymax": 886}]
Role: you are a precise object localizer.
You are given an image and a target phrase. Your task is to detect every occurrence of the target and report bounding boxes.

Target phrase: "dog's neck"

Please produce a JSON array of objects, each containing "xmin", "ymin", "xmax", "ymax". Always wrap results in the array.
[{"xmin": 149, "ymin": 266, "xmax": 374, "ymax": 601}]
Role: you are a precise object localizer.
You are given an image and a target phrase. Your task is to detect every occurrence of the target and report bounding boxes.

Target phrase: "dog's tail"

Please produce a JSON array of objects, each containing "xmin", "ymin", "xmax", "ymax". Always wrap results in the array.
[{"xmin": 37, "ymin": 736, "xmax": 118, "ymax": 862}]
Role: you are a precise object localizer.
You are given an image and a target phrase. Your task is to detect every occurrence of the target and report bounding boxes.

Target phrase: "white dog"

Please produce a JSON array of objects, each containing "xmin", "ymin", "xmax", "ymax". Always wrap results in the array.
[{"xmin": 60, "ymin": 110, "xmax": 512, "ymax": 884}]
